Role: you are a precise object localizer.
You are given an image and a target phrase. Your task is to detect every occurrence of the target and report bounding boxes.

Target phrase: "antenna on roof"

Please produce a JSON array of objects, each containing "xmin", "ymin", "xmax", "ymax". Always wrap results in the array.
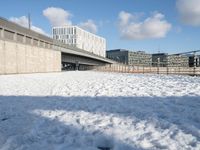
[
  {"xmin": 28, "ymin": 13, "xmax": 31, "ymax": 30},
  {"xmin": 158, "ymin": 45, "xmax": 160, "ymax": 53}
]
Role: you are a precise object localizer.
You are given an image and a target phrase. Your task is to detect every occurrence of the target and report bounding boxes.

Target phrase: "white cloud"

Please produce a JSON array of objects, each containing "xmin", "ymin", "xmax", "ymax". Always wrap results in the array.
[
  {"xmin": 118, "ymin": 11, "xmax": 172, "ymax": 40},
  {"xmin": 119, "ymin": 11, "xmax": 143, "ymax": 27},
  {"xmin": 43, "ymin": 7, "xmax": 99, "ymax": 34},
  {"xmin": 10, "ymin": 16, "xmax": 47, "ymax": 35},
  {"xmin": 43, "ymin": 7, "xmax": 72, "ymax": 27},
  {"xmin": 119, "ymin": 11, "xmax": 133, "ymax": 27},
  {"xmin": 79, "ymin": 19, "xmax": 98, "ymax": 33},
  {"xmin": 10, "ymin": 16, "xmax": 29, "ymax": 28},
  {"xmin": 176, "ymin": 0, "xmax": 200, "ymax": 26}
]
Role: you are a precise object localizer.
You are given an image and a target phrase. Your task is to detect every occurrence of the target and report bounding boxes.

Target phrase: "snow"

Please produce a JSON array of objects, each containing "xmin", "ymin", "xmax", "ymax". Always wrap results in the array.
[{"xmin": 0, "ymin": 71, "xmax": 200, "ymax": 150}]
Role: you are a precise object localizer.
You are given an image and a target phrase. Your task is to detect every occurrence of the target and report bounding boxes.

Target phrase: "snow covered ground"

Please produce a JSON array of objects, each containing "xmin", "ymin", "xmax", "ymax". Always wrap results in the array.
[{"xmin": 0, "ymin": 71, "xmax": 200, "ymax": 150}]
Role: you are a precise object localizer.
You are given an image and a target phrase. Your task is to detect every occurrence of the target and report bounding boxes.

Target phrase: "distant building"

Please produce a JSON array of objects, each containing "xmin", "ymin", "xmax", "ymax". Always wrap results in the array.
[
  {"xmin": 152, "ymin": 53, "xmax": 168, "ymax": 67},
  {"xmin": 168, "ymin": 55, "xmax": 189, "ymax": 67},
  {"xmin": 52, "ymin": 26, "xmax": 106, "ymax": 57},
  {"xmin": 152, "ymin": 53, "xmax": 189, "ymax": 67},
  {"xmin": 128, "ymin": 51, "xmax": 152, "ymax": 66},
  {"xmin": 106, "ymin": 49, "xmax": 128, "ymax": 64},
  {"xmin": 106, "ymin": 49, "xmax": 152, "ymax": 66},
  {"xmin": 189, "ymin": 55, "xmax": 200, "ymax": 67}
]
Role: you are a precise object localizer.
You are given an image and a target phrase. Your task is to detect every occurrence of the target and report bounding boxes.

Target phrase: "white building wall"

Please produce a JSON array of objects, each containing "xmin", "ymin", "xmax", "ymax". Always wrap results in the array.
[{"xmin": 53, "ymin": 26, "xmax": 106, "ymax": 57}]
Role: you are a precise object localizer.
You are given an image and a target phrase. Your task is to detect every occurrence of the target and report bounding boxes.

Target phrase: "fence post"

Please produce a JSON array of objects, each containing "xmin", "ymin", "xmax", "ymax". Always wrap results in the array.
[
  {"xmin": 157, "ymin": 65, "xmax": 159, "ymax": 74},
  {"xmin": 193, "ymin": 52, "xmax": 196, "ymax": 76},
  {"xmin": 117, "ymin": 64, "xmax": 119, "ymax": 72},
  {"xmin": 157, "ymin": 58, "xmax": 160, "ymax": 74},
  {"xmin": 124, "ymin": 65, "xmax": 126, "ymax": 73},
  {"xmin": 167, "ymin": 66, "xmax": 169, "ymax": 75},
  {"xmin": 166, "ymin": 60, "xmax": 169, "ymax": 75},
  {"xmin": 143, "ymin": 65, "xmax": 144, "ymax": 74},
  {"xmin": 150, "ymin": 65, "xmax": 152, "ymax": 73}
]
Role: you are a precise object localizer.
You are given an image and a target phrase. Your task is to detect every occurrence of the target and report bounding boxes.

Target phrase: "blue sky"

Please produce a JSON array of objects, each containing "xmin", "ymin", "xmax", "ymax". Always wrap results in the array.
[{"xmin": 1, "ymin": 0, "xmax": 200, "ymax": 54}]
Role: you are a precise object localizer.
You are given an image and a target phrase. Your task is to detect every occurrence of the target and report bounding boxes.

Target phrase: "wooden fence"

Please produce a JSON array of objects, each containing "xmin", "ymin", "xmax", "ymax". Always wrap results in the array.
[{"xmin": 92, "ymin": 63, "xmax": 200, "ymax": 76}]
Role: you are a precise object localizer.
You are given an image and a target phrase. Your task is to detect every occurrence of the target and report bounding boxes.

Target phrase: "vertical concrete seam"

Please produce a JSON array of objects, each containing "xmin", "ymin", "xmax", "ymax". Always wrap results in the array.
[
  {"xmin": 3, "ymin": 40, "xmax": 6, "ymax": 74},
  {"xmin": 16, "ymin": 40, "xmax": 18, "ymax": 74}
]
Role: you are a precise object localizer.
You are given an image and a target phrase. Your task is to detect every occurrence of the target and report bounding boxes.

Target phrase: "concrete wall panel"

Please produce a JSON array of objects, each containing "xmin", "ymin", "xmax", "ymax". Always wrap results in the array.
[
  {"xmin": 5, "ymin": 41, "xmax": 17, "ymax": 74},
  {"xmin": 38, "ymin": 48, "xmax": 46, "ymax": 72},
  {"xmin": 51, "ymin": 50, "xmax": 61, "ymax": 72},
  {"xmin": 0, "ymin": 39, "xmax": 61, "ymax": 74},
  {"xmin": 25, "ymin": 45, "xmax": 33, "ymax": 73},
  {"xmin": 17, "ymin": 44, "xmax": 26, "ymax": 73},
  {"xmin": 32, "ymin": 46, "xmax": 39, "ymax": 73},
  {"xmin": 0, "ymin": 40, "xmax": 5, "ymax": 74}
]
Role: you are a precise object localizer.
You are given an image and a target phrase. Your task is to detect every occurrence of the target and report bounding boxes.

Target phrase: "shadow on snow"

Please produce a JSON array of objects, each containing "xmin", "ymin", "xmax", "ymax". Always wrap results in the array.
[{"xmin": 0, "ymin": 95, "xmax": 199, "ymax": 149}]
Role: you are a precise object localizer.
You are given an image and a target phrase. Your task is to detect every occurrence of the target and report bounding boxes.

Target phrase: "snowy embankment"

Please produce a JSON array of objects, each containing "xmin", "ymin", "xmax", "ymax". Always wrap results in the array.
[{"xmin": 0, "ymin": 71, "xmax": 200, "ymax": 150}]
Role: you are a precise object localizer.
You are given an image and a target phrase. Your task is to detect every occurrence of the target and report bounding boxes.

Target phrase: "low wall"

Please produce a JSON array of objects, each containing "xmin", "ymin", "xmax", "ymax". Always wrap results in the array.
[{"xmin": 0, "ymin": 39, "xmax": 61, "ymax": 74}]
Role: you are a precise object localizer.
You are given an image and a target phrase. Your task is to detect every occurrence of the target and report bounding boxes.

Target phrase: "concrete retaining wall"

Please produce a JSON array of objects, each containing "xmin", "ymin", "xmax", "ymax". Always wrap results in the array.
[{"xmin": 0, "ymin": 39, "xmax": 61, "ymax": 74}]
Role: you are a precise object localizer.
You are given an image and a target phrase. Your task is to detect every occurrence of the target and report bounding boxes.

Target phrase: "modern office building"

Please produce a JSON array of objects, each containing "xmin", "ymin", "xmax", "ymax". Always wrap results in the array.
[
  {"xmin": 107, "ymin": 50, "xmax": 190, "ymax": 67},
  {"xmin": 106, "ymin": 49, "xmax": 152, "ymax": 66},
  {"xmin": 152, "ymin": 53, "xmax": 168, "ymax": 67},
  {"xmin": 152, "ymin": 53, "xmax": 189, "ymax": 67},
  {"xmin": 189, "ymin": 55, "xmax": 200, "ymax": 67},
  {"xmin": 106, "ymin": 49, "xmax": 128, "ymax": 64},
  {"xmin": 52, "ymin": 26, "xmax": 106, "ymax": 57},
  {"xmin": 168, "ymin": 55, "xmax": 189, "ymax": 67}
]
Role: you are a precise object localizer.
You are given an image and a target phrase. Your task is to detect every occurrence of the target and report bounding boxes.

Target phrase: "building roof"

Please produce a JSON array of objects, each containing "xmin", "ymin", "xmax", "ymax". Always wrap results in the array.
[
  {"xmin": 152, "ymin": 53, "xmax": 168, "ymax": 56},
  {"xmin": 107, "ymin": 49, "xmax": 151, "ymax": 55},
  {"xmin": 53, "ymin": 25, "xmax": 106, "ymax": 40},
  {"xmin": 106, "ymin": 49, "xmax": 128, "ymax": 52}
]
